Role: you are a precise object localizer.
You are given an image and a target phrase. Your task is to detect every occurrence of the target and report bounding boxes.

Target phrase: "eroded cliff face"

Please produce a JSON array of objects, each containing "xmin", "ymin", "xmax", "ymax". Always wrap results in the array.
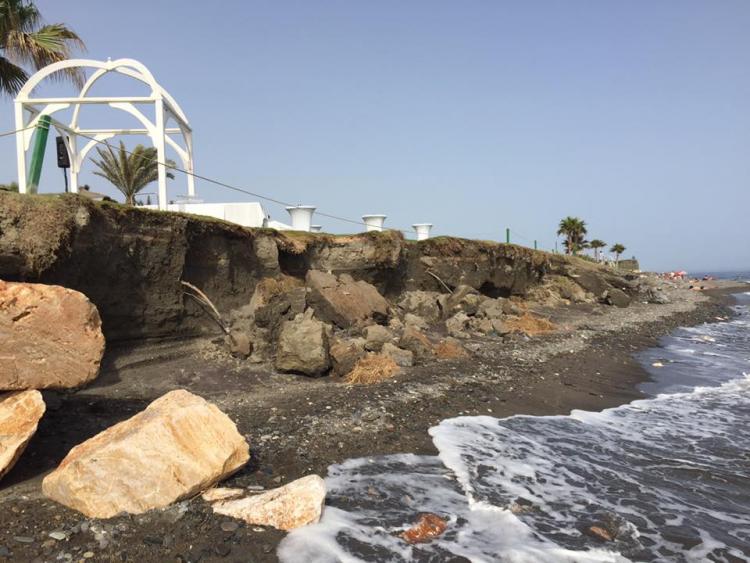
[{"xmin": 0, "ymin": 193, "xmax": 561, "ymax": 341}]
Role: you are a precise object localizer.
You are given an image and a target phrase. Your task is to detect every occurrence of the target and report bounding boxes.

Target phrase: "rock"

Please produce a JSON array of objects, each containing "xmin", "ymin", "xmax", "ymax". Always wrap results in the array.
[
  {"xmin": 477, "ymin": 298, "xmax": 505, "ymax": 320},
  {"xmin": 434, "ymin": 338, "xmax": 468, "ymax": 359},
  {"xmin": 227, "ymin": 331, "xmax": 252, "ymax": 358},
  {"xmin": 275, "ymin": 315, "xmax": 331, "ymax": 376},
  {"xmin": 603, "ymin": 288, "xmax": 630, "ymax": 308},
  {"xmin": 345, "ymin": 354, "xmax": 400, "ymax": 384},
  {"xmin": 202, "ymin": 488, "xmax": 246, "ymax": 502},
  {"xmin": 208, "ymin": 475, "xmax": 325, "ymax": 531},
  {"xmin": 555, "ymin": 276, "xmax": 588, "ymax": 303},
  {"xmin": 585, "ymin": 525, "xmax": 615, "ymax": 542},
  {"xmin": 42, "ymin": 389, "xmax": 249, "ymax": 518},
  {"xmin": 381, "ymin": 343, "xmax": 414, "ymax": 367},
  {"xmin": 400, "ymin": 513, "xmax": 448, "ymax": 544},
  {"xmin": 445, "ymin": 285, "xmax": 483, "ymax": 317},
  {"xmin": 397, "ymin": 291, "xmax": 442, "ymax": 323},
  {"xmin": 502, "ymin": 299, "xmax": 523, "ymax": 315},
  {"xmin": 329, "ymin": 338, "xmax": 366, "ymax": 377},
  {"xmin": 252, "ymin": 235, "xmax": 280, "ymax": 275},
  {"xmin": 0, "ymin": 390, "xmax": 45, "ymax": 481},
  {"xmin": 0, "ymin": 281, "xmax": 105, "ymax": 390},
  {"xmin": 399, "ymin": 326, "xmax": 435, "ymax": 362},
  {"xmin": 646, "ymin": 288, "xmax": 670, "ymax": 304},
  {"xmin": 445, "ymin": 312, "xmax": 471, "ymax": 339},
  {"xmin": 241, "ymin": 277, "xmax": 306, "ymax": 333},
  {"xmin": 403, "ymin": 313, "xmax": 428, "ymax": 330},
  {"xmin": 364, "ymin": 325, "xmax": 393, "ymax": 352},
  {"xmin": 570, "ymin": 270, "xmax": 611, "ymax": 298},
  {"xmin": 305, "ymin": 271, "xmax": 389, "ymax": 328}
]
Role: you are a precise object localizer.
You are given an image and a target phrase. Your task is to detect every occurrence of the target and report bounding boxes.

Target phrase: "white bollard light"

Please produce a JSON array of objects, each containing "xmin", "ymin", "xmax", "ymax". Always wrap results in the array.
[
  {"xmin": 310, "ymin": 225, "xmax": 322, "ymax": 233},
  {"xmin": 362, "ymin": 214, "xmax": 387, "ymax": 232},
  {"xmin": 412, "ymin": 223, "xmax": 433, "ymax": 241},
  {"xmin": 285, "ymin": 205, "xmax": 316, "ymax": 232}
]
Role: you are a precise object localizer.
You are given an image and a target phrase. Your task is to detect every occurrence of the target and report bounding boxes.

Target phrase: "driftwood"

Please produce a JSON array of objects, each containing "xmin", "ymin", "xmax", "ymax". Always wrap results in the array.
[
  {"xmin": 181, "ymin": 281, "xmax": 229, "ymax": 334},
  {"xmin": 426, "ymin": 271, "xmax": 453, "ymax": 294}
]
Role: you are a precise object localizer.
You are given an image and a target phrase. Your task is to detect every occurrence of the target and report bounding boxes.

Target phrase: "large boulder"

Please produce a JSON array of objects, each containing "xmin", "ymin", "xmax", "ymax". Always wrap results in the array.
[
  {"xmin": 568, "ymin": 270, "xmax": 611, "ymax": 298},
  {"xmin": 0, "ymin": 390, "xmax": 45, "ymax": 481},
  {"xmin": 42, "ymin": 390, "xmax": 249, "ymax": 518},
  {"xmin": 306, "ymin": 271, "xmax": 389, "ymax": 328},
  {"xmin": 0, "ymin": 281, "xmax": 105, "ymax": 390},
  {"xmin": 207, "ymin": 475, "xmax": 326, "ymax": 531},
  {"xmin": 275, "ymin": 315, "xmax": 331, "ymax": 376}
]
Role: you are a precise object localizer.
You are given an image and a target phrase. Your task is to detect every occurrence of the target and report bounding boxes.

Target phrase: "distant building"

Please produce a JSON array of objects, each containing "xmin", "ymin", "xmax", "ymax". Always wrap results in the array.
[{"xmin": 143, "ymin": 200, "xmax": 294, "ymax": 230}]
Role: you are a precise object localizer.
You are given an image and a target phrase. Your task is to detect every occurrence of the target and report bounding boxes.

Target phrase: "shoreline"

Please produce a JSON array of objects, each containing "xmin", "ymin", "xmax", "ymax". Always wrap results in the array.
[{"xmin": 0, "ymin": 283, "xmax": 745, "ymax": 562}]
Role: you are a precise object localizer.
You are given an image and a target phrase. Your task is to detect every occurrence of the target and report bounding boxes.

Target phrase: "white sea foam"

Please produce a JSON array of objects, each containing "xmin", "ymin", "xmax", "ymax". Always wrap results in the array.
[{"xmin": 279, "ymin": 300, "xmax": 750, "ymax": 562}]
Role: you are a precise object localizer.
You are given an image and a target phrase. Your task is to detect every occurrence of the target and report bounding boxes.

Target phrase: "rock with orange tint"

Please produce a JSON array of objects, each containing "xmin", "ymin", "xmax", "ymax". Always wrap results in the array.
[
  {"xmin": 0, "ymin": 390, "xmax": 45, "ymax": 481},
  {"xmin": 434, "ymin": 338, "xmax": 469, "ymax": 360},
  {"xmin": 42, "ymin": 390, "xmax": 249, "ymax": 518},
  {"xmin": 209, "ymin": 475, "xmax": 325, "ymax": 531},
  {"xmin": 0, "ymin": 281, "xmax": 105, "ymax": 390},
  {"xmin": 400, "ymin": 513, "xmax": 448, "ymax": 544}
]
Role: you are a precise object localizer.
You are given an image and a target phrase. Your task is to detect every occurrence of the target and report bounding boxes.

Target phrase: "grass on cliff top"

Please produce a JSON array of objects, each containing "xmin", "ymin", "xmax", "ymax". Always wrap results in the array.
[{"xmin": 0, "ymin": 191, "xmax": 83, "ymax": 275}]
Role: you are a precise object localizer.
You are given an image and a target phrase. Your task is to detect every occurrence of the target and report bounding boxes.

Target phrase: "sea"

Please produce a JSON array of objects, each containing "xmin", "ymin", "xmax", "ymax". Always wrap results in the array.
[{"xmin": 279, "ymin": 273, "xmax": 750, "ymax": 563}]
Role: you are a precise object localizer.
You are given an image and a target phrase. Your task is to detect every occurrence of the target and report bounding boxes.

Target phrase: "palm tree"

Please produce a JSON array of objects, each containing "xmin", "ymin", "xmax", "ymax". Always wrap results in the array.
[
  {"xmin": 610, "ymin": 243, "xmax": 626, "ymax": 266},
  {"xmin": 557, "ymin": 216, "xmax": 588, "ymax": 255},
  {"xmin": 91, "ymin": 142, "xmax": 175, "ymax": 205},
  {"xmin": 589, "ymin": 239, "xmax": 607, "ymax": 262},
  {"xmin": 0, "ymin": 0, "xmax": 86, "ymax": 96}
]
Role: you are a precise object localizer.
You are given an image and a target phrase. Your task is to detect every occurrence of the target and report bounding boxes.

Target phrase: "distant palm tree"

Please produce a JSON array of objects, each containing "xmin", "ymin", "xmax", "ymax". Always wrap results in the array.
[
  {"xmin": 589, "ymin": 239, "xmax": 607, "ymax": 262},
  {"xmin": 0, "ymin": 0, "xmax": 85, "ymax": 96},
  {"xmin": 610, "ymin": 243, "xmax": 626, "ymax": 265},
  {"xmin": 557, "ymin": 216, "xmax": 588, "ymax": 255},
  {"xmin": 91, "ymin": 142, "xmax": 175, "ymax": 205}
]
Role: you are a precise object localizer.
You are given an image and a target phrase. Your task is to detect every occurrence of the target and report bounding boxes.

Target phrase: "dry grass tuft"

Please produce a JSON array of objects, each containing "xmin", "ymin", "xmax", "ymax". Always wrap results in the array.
[
  {"xmin": 505, "ymin": 312, "xmax": 556, "ymax": 336},
  {"xmin": 435, "ymin": 339, "xmax": 468, "ymax": 359},
  {"xmin": 345, "ymin": 354, "xmax": 400, "ymax": 385}
]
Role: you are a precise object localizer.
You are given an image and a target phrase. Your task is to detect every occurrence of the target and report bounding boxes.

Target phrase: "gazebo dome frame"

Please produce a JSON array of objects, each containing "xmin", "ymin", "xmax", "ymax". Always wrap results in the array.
[{"xmin": 14, "ymin": 58, "xmax": 195, "ymax": 209}]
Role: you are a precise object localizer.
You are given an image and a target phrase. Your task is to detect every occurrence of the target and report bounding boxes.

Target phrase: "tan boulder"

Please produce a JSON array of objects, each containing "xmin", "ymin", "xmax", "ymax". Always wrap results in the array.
[
  {"xmin": 306, "ymin": 271, "xmax": 389, "ymax": 328},
  {"xmin": 0, "ymin": 390, "xmax": 45, "ymax": 481},
  {"xmin": 0, "ymin": 281, "xmax": 105, "ymax": 390},
  {"xmin": 42, "ymin": 389, "xmax": 249, "ymax": 518},
  {"xmin": 208, "ymin": 475, "xmax": 325, "ymax": 531},
  {"xmin": 275, "ymin": 315, "xmax": 331, "ymax": 376}
]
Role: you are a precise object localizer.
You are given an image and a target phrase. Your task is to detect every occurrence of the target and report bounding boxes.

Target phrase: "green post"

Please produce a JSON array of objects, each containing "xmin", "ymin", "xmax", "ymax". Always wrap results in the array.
[
  {"xmin": 534, "ymin": 240, "xmax": 538, "ymax": 250},
  {"xmin": 28, "ymin": 115, "xmax": 52, "ymax": 194},
  {"xmin": 505, "ymin": 228, "xmax": 510, "ymax": 244}
]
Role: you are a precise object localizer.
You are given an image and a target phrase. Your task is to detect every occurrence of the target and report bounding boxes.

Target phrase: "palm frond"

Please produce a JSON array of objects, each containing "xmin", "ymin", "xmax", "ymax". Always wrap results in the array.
[{"xmin": 0, "ymin": 54, "xmax": 27, "ymax": 95}]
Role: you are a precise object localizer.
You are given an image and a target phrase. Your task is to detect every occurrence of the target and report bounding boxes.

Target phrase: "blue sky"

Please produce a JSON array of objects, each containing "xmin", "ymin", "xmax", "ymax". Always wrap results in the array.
[{"xmin": 1, "ymin": 1, "xmax": 749, "ymax": 272}]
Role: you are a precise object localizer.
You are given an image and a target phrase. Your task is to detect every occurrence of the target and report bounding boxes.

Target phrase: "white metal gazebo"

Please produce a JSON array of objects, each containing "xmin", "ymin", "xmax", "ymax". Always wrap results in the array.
[{"xmin": 14, "ymin": 58, "xmax": 195, "ymax": 209}]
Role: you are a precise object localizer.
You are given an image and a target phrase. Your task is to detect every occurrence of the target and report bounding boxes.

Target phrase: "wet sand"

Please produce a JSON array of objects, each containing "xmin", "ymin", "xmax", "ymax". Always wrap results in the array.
[{"xmin": 0, "ymin": 281, "xmax": 745, "ymax": 563}]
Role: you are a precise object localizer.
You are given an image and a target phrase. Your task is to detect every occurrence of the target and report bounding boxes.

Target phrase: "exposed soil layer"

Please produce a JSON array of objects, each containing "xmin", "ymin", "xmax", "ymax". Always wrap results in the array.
[
  {"xmin": 0, "ymin": 193, "xmax": 556, "ymax": 341},
  {"xmin": 0, "ymin": 282, "xmax": 743, "ymax": 563}
]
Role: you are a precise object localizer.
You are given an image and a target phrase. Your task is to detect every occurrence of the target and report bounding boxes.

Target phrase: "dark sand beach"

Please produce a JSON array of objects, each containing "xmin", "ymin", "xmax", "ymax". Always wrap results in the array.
[{"xmin": 0, "ymin": 280, "xmax": 744, "ymax": 563}]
